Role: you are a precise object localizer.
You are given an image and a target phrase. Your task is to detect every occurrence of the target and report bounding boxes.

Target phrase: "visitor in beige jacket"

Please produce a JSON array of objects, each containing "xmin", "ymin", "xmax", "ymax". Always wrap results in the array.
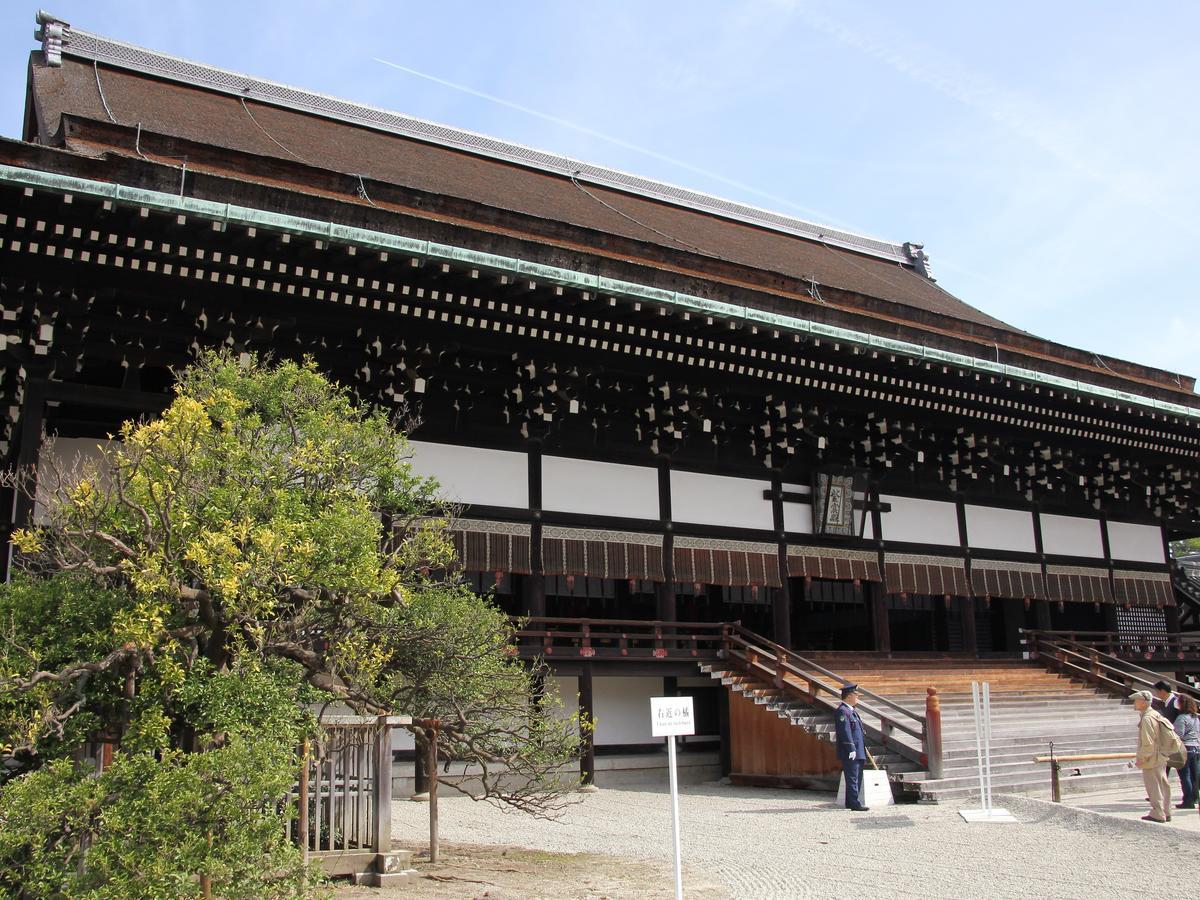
[{"xmin": 1131, "ymin": 689, "xmax": 1172, "ymax": 822}]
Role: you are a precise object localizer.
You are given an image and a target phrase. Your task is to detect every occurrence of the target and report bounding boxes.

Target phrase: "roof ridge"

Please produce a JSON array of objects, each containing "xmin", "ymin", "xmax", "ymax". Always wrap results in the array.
[{"xmin": 39, "ymin": 13, "xmax": 928, "ymax": 271}]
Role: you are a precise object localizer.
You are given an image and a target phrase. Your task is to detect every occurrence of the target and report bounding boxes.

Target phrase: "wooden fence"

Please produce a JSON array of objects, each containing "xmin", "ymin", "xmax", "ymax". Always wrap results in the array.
[{"xmin": 289, "ymin": 714, "xmax": 411, "ymax": 878}]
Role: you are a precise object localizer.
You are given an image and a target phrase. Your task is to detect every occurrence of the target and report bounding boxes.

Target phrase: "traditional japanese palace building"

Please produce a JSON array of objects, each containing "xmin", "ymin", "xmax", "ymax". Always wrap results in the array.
[{"xmin": 6, "ymin": 14, "xmax": 1200, "ymax": 793}]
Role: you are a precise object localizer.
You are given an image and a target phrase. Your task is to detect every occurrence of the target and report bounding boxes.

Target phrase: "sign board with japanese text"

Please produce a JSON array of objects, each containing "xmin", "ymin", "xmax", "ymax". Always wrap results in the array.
[{"xmin": 650, "ymin": 696, "xmax": 696, "ymax": 738}]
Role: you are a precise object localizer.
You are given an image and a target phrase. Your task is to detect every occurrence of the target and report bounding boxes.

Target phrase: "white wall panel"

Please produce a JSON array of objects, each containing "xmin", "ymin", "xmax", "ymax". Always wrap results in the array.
[
  {"xmin": 781, "ymin": 482, "xmax": 812, "ymax": 535},
  {"xmin": 671, "ymin": 470, "xmax": 774, "ymax": 530},
  {"xmin": 408, "ymin": 440, "xmax": 527, "ymax": 509},
  {"xmin": 879, "ymin": 495, "xmax": 960, "ymax": 548},
  {"xmin": 594, "ymin": 676, "xmax": 664, "ymax": 745},
  {"xmin": 35, "ymin": 437, "xmax": 111, "ymax": 522},
  {"xmin": 543, "ymin": 456, "xmax": 659, "ymax": 519},
  {"xmin": 964, "ymin": 505, "xmax": 1036, "ymax": 554},
  {"xmin": 1040, "ymin": 513, "xmax": 1104, "ymax": 558},
  {"xmin": 1107, "ymin": 521, "xmax": 1165, "ymax": 564}
]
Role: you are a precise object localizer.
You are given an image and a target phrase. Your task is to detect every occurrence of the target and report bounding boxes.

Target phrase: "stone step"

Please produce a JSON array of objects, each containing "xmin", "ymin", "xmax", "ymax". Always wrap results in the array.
[
  {"xmin": 912, "ymin": 760, "xmax": 1138, "ymax": 793},
  {"xmin": 916, "ymin": 769, "xmax": 1143, "ymax": 801}
]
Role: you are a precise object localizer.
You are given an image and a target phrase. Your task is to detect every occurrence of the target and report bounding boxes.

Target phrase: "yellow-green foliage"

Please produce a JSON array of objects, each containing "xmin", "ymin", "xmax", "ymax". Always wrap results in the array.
[{"xmin": 0, "ymin": 353, "xmax": 582, "ymax": 896}]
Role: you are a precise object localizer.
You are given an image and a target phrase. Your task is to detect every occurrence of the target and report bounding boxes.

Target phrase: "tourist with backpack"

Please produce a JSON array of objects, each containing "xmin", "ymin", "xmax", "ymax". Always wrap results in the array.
[
  {"xmin": 1129, "ymin": 689, "xmax": 1187, "ymax": 822},
  {"xmin": 1173, "ymin": 695, "xmax": 1200, "ymax": 810}
]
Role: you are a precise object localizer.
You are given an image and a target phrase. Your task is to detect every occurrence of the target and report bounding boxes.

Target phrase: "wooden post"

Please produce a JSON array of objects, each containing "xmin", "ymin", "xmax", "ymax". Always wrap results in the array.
[
  {"xmin": 870, "ymin": 586, "xmax": 891, "ymax": 654},
  {"xmin": 1050, "ymin": 760, "xmax": 1062, "ymax": 803},
  {"xmin": 4, "ymin": 378, "xmax": 47, "ymax": 582},
  {"xmin": 413, "ymin": 732, "xmax": 428, "ymax": 796},
  {"xmin": 925, "ymin": 687, "xmax": 944, "ymax": 779},
  {"xmin": 771, "ymin": 584, "xmax": 792, "ymax": 650},
  {"xmin": 427, "ymin": 725, "xmax": 439, "ymax": 863},
  {"xmin": 525, "ymin": 574, "xmax": 546, "ymax": 619},
  {"xmin": 298, "ymin": 739, "xmax": 310, "ymax": 863},
  {"xmin": 1034, "ymin": 599, "xmax": 1052, "ymax": 631},
  {"xmin": 961, "ymin": 596, "xmax": 978, "ymax": 657},
  {"xmin": 717, "ymin": 684, "xmax": 731, "ymax": 777},
  {"xmin": 372, "ymin": 718, "xmax": 391, "ymax": 855},
  {"xmin": 579, "ymin": 664, "xmax": 596, "ymax": 788}
]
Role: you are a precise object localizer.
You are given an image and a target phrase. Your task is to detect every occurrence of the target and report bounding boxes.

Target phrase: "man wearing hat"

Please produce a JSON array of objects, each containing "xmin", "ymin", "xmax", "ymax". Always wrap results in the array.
[
  {"xmin": 1130, "ymin": 689, "xmax": 1173, "ymax": 822},
  {"xmin": 835, "ymin": 683, "xmax": 869, "ymax": 811}
]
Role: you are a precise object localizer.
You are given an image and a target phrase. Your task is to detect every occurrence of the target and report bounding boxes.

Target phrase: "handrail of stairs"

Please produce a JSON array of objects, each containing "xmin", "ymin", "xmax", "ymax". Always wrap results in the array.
[
  {"xmin": 1021, "ymin": 629, "xmax": 1200, "ymax": 702},
  {"xmin": 1017, "ymin": 628, "xmax": 1200, "ymax": 659},
  {"xmin": 720, "ymin": 623, "xmax": 942, "ymax": 778}
]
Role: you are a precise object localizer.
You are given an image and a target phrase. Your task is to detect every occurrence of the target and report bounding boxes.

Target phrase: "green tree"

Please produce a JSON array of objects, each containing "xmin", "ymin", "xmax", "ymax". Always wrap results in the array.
[{"xmin": 0, "ymin": 353, "xmax": 583, "ymax": 897}]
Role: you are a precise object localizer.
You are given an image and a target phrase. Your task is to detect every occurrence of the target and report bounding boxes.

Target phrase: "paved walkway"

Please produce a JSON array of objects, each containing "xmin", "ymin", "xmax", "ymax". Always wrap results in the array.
[
  {"xmin": 392, "ymin": 783, "xmax": 1200, "ymax": 899},
  {"xmin": 1061, "ymin": 782, "xmax": 1200, "ymax": 832}
]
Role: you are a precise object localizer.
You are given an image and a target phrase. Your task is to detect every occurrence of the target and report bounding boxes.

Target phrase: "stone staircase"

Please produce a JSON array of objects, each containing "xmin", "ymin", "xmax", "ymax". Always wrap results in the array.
[{"xmin": 705, "ymin": 653, "xmax": 1143, "ymax": 802}]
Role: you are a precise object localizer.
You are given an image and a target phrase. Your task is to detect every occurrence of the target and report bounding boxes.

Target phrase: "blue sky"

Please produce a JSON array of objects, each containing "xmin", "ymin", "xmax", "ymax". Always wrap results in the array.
[{"xmin": 2, "ymin": 2, "xmax": 1197, "ymax": 388}]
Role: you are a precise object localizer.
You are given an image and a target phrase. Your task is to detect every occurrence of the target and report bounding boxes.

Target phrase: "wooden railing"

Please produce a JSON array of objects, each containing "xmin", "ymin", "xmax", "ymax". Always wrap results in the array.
[
  {"xmin": 1021, "ymin": 630, "xmax": 1200, "ymax": 702},
  {"xmin": 1022, "ymin": 628, "xmax": 1200, "ymax": 662},
  {"xmin": 511, "ymin": 617, "xmax": 728, "ymax": 660},
  {"xmin": 290, "ymin": 714, "xmax": 411, "ymax": 879},
  {"xmin": 720, "ymin": 623, "xmax": 942, "ymax": 778}
]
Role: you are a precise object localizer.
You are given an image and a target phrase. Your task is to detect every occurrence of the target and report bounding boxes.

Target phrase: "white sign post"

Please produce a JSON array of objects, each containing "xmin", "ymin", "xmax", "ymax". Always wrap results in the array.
[
  {"xmin": 651, "ymin": 696, "xmax": 694, "ymax": 900},
  {"xmin": 959, "ymin": 681, "xmax": 1017, "ymax": 824}
]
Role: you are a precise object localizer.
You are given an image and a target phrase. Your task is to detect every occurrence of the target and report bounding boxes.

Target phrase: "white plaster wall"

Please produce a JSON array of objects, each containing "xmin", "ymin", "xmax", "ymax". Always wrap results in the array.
[
  {"xmin": 542, "ymin": 456, "xmax": 659, "ymax": 519},
  {"xmin": 35, "ymin": 437, "xmax": 112, "ymax": 522},
  {"xmin": 594, "ymin": 676, "xmax": 665, "ymax": 745},
  {"xmin": 671, "ymin": 470, "xmax": 774, "ymax": 530},
  {"xmin": 879, "ymin": 495, "xmax": 960, "ymax": 548},
  {"xmin": 964, "ymin": 505, "xmax": 1036, "ymax": 554},
  {"xmin": 551, "ymin": 675, "xmax": 581, "ymax": 722},
  {"xmin": 781, "ymin": 482, "xmax": 813, "ymax": 535},
  {"xmin": 408, "ymin": 440, "xmax": 527, "ymax": 509},
  {"xmin": 1040, "ymin": 513, "xmax": 1104, "ymax": 558},
  {"xmin": 1107, "ymin": 521, "xmax": 1166, "ymax": 564}
]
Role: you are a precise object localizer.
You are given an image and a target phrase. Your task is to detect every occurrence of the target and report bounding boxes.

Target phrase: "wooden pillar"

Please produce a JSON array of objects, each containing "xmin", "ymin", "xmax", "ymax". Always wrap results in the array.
[
  {"xmin": 412, "ymin": 733, "xmax": 428, "ymax": 795},
  {"xmin": 578, "ymin": 665, "xmax": 596, "ymax": 787},
  {"xmin": 1034, "ymin": 599, "xmax": 1053, "ymax": 632},
  {"xmin": 870, "ymin": 584, "xmax": 891, "ymax": 654},
  {"xmin": 524, "ymin": 574, "xmax": 546, "ymax": 619},
  {"xmin": 372, "ymin": 719, "xmax": 393, "ymax": 854},
  {"xmin": 4, "ymin": 379, "xmax": 47, "ymax": 582},
  {"xmin": 770, "ymin": 472, "xmax": 791, "ymax": 649},
  {"xmin": 657, "ymin": 532, "xmax": 677, "ymax": 650},
  {"xmin": 961, "ymin": 597, "xmax": 978, "ymax": 657},
  {"xmin": 1002, "ymin": 597, "xmax": 1024, "ymax": 655},
  {"xmin": 1165, "ymin": 606, "xmax": 1185, "ymax": 681},
  {"xmin": 657, "ymin": 532, "xmax": 676, "ymax": 622},
  {"xmin": 771, "ymin": 585, "xmax": 792, "ymax": 649},
  {"xmin": 717, "ymin": 682, "xmax": 731, "ymax": 777}
]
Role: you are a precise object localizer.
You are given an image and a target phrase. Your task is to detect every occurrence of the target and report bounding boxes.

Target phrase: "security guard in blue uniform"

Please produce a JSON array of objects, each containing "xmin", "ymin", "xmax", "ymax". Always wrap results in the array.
[{"xmin": 835, "ymin": 683, "xmax": 869, "ymax": 811}]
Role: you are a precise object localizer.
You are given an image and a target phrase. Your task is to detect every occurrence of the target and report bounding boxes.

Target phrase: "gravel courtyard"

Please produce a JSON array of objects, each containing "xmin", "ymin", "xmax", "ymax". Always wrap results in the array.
[{"xmin": 390, "ymin": 783, "xmax": 1200, "ymax": 899}]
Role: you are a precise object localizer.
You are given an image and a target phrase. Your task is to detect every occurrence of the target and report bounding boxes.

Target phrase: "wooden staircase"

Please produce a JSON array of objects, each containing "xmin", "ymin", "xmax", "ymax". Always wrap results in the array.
[
  {"xmin": 699, "ymin": 663, "xmax": 926, "ymax": 791},
  {"xmin": 702, "ymin": 626, "xmax": 1145, "ymax": 802},
  {"xmin": 798, "ymin": 654, "xmax": 1142, "ymax": 801}
]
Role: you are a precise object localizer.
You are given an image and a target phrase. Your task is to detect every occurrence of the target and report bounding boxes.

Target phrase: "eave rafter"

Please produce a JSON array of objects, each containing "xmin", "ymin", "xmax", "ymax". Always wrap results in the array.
[{"xmin": 0, "ymin": 178, "xmax": 1197, "ymax": 526}]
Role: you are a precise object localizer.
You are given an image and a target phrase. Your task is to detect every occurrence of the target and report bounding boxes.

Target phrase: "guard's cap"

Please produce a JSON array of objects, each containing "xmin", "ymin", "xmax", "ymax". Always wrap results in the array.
[
  {"xmin": 840, "ymin": 683, "xmax": 859, "ymax": 699},
  {"xmin": 1129, "ymin": 690, "xmax": 1153, "ymax": 703}
]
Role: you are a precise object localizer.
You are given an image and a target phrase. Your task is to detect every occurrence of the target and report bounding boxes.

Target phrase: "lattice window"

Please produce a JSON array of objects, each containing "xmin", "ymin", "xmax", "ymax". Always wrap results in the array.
[{"xmin": 1116, "ymin": 606, "xmax": 1169, "ymax": 656}]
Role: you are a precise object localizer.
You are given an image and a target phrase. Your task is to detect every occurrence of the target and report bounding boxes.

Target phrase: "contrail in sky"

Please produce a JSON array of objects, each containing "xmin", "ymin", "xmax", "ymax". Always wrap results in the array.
[{"xmin": 373, "ymin": 56, "xmax": 853, "ymax": 230}]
